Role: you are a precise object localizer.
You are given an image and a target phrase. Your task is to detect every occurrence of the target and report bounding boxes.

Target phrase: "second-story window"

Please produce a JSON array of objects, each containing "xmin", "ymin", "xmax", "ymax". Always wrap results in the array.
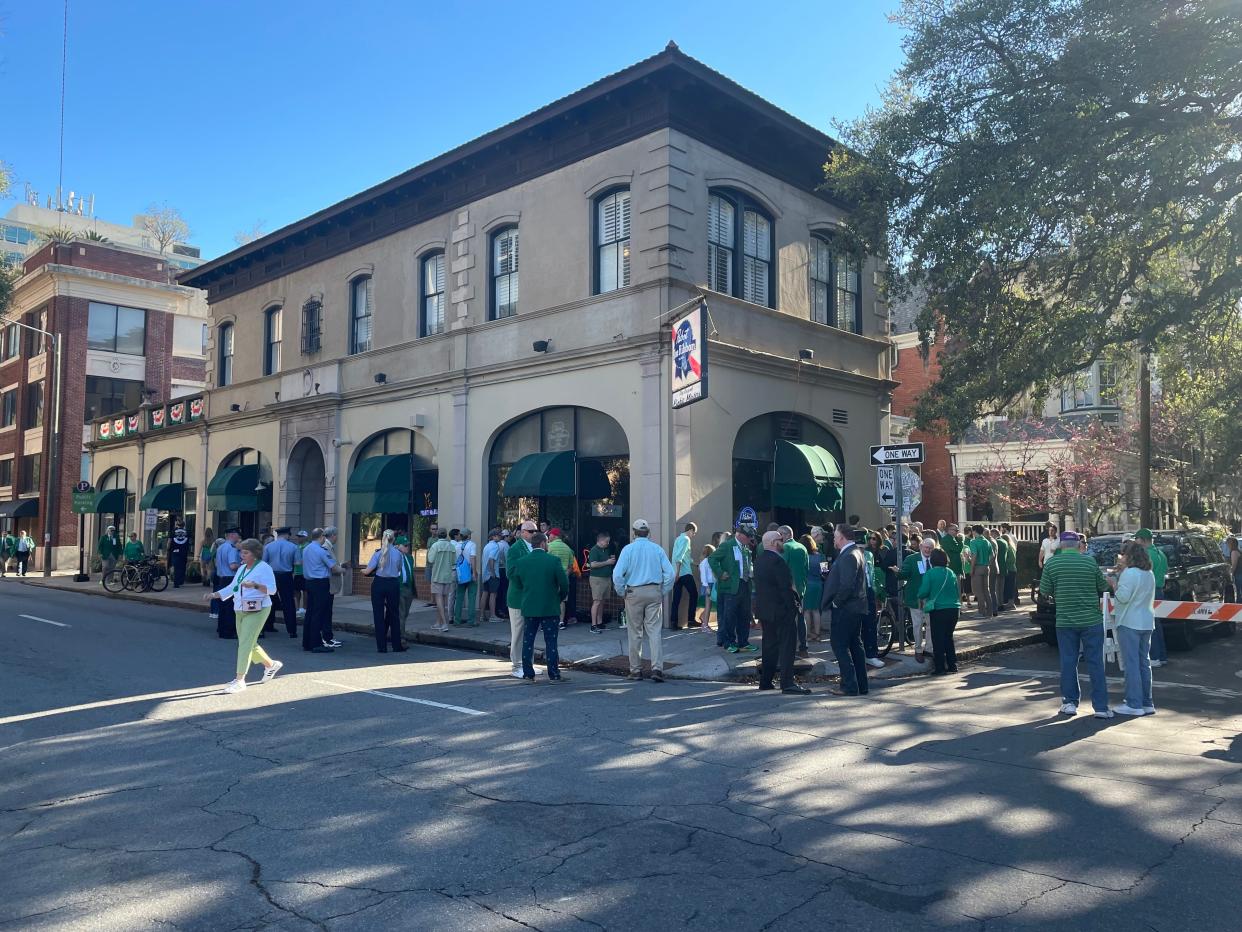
[
  {"xmin": 596, "ymin": 189, "xmax": 631, "ymax": 294},
  {"xmin": 707, "ymin": 193, "xmax": 735, "ymax": 295},
  {"xmin": 86, "ymin": 302, "xmax": 146, "ymax": 355},
  {"xmin": 350, "ymin": 276, "xmax": 373, "ymax": 354},
  {"xmin": 741, "ymin": 209, "xmax": 771, "ymax": 306},
  {"xmin": 263, "ymin": 306, "xmax": 282, "ymax": 376},
  {"xmin": 834, "ymin": 254, "xmax": 861, "ymax": 331},
  {"xmin": 421, "ymin": 252, "xmax": 446, "ymax": 337},
  {"xmin": 1, "ymin": 388, "xmax": 16, "ymax": 427},
  {"xmin": 218, "ymin": 323, "xmax": 234, "ymax": 387},
  {"xmin": 810, "ymin": 236, "xmax": 833, "ymax": 325},
  {"xmin": 491, "ymin": 227, "xmax": 519, "ymax": 320},
  {"xmin": 301, "ymin": 298, "xmax": 322, "ymax": 355},
  {"xmin": 24, "ymin": 380, "xmax": 44, "ymax": 429}
]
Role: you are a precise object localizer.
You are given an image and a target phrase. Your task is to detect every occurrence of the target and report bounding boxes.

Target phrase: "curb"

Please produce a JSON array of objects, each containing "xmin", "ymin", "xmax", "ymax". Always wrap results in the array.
[{"xmin": 16, "ymin": 580, "xmax": 1046, "ymax": 680}]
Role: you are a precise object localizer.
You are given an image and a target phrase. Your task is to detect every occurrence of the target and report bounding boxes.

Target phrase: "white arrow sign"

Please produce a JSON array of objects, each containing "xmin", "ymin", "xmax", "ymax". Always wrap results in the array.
[
  {"xmin": 876, "ymin": 466, "xmax": 896, "ymax": 506},
  {"xmin": 870, "ymin": 442, "xmax": 925, "ymax": 466}
]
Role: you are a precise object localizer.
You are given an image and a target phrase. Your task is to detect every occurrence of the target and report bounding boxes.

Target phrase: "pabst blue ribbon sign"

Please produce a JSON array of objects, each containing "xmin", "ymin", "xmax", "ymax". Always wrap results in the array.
[{"xmin": 670, "ymin": 300, "xmax": 708, "ymax": 409}]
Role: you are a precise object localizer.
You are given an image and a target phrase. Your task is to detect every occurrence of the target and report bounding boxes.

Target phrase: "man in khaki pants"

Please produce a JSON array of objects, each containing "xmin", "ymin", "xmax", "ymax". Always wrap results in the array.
[{"xmin": 612, "ymin": 518, "xmax": 675, "ymax": 683}]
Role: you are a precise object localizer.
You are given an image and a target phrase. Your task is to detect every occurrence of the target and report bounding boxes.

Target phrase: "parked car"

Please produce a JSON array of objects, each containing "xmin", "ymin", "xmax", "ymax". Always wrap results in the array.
[{"xmin": 1033, "ymin": 532, "xmax": 1236, "ymax": 650}]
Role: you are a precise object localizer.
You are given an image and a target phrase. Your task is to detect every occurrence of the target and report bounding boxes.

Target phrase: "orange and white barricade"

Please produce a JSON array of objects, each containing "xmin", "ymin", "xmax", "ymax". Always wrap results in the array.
[{"xmin": 1102, "ymin": 595, "xmax": 1242, "ymax": 671}]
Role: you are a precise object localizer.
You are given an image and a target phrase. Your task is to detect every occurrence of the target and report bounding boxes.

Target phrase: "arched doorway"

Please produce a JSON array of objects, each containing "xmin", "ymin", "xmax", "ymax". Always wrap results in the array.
[
  {"xmin": 95, "ymin": 467, "xmax": 134, "ymax": 537},
  {"xmin": 142, "ymin": 458, "xmax": 197, "ymax": 551},
  {"xmin": 488, "ymin": 407, "xmax": 630, "ymax": 550},
  {"xmin": 285, "ymin": 438, "xmax": 326, "ymax": 532},
  {"xmin": 346, "ymin": 429, "xmax": 438, "ymax": 575},
  {"xmin": 208, "ymin": 448, "xmax": 272, "ymax": 539},
  {"xmin": 732, "ymin": 412, "xmax": 845, "ymax": 532}
]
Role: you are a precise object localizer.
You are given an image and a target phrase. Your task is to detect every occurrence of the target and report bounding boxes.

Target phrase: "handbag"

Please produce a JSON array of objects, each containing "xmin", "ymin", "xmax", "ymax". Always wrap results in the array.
[{"xmin": 455, "ymin": 552, "xmax": 473, "ymax": 585}]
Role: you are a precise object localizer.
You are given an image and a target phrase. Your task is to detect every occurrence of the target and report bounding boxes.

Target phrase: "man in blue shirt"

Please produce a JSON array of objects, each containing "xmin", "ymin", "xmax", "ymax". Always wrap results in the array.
[
  {"xmin": 612, "ymin": 518, "xmax": 675, "ymax": 682},
  {"xmin": 263, "ymin": 527, "xmax": 300, "ymax": 638},
  {"xmin": 301, "ymin": 528, "xmax": 346, "ymax": 653},
  {"xmin": 213, "ymin": 528, "xmax": 242, "ymax": 639}
]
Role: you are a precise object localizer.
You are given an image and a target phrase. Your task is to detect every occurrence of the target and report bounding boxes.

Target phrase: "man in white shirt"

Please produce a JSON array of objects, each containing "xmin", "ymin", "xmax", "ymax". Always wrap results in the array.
[{"xmin": 1038, "ymin": 523, "xmax": 1059, "ymax": 569}]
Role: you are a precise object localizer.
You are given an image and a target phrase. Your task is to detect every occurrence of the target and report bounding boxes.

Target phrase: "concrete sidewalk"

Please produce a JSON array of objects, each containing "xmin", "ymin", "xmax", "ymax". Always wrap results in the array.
[{"xmin": 14, "ymin": 573, "xmax": 1042, "ymax": 681}]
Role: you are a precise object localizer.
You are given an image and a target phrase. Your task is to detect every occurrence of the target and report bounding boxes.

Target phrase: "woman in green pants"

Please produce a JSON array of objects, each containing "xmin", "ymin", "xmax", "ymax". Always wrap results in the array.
[{"xmin": 205, "ymin": 538, "xmax": 283, "ymax": 694}]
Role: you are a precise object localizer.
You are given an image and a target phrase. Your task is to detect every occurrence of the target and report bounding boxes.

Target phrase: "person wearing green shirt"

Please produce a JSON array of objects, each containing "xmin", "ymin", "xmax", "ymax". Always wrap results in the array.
[
  {"xmin": 98, "ymin": 525, "xmax": 121, "ymax": 577},
  {"xmin": 395, "ymin": 535, "xmax": 418, "ymax": 631},
  {"xmin": 999, "ymin": 523, "xmax": 1020, "ymax": 608},
  {"xmin": 508, "ymin": 532, "xmax": 570, "ymax": 682},
  {"xmin": 123, "ymin": 532, "xmax": 146, "ymax": 563},
  {"xmin": 1134, "ymin": 528, "xmax": 1169, "ymax": 666},
  {"xmin": 426, "ymin": 529, "xmax": 459, "ymax": 632},
  {"xmin": 586, "ymin": 530, "xmax": 616, "ymax": 634},
  {"xmin": 917, "ymin": 549, "xmax": 961, "ymax": 673},
  {"xmin": 901, "ymin": 536, "xmax": 937, "ymax": 662},
  {"xmin": 939, "ymin": 526, "xmax": 966, "ymax": 577},
  {"xmin": 966, "ymin": 527, "xmax": 995, "ymax": 618},
  {"xmin": 669, "ymin": 522, "xmax": 698, "ymax": 631},
  {"xmin": 779, "ymin": 526, "xmax": 810, "ymax": 656},
  {"xmin": 993, "ymin": 533, "xmax": 1014, "ymax": 611},
  {"xmin": 1039, "ymin": 531, "xmax": 1113, "ymax": 718},
  {"xmin": 504, "ymin": 521, "xmax": 536, "ymax": 677},
  {"xmin": 546, "ymin": 530, "xmax": 577, "ymax": 626},
  {"xmin": 707, "ymin": 527, "xmax": 757, "ymax": 652}
]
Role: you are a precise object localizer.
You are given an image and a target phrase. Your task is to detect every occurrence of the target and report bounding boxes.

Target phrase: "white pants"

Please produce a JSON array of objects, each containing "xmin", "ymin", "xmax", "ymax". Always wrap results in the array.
[
  {"xmin": 910, "ymin": 607, "xmax": 932, "ymax": 654},
  {"xmin": 509, "ymin": 608, "xmax": 524, "ymax": 670},
  {"xmin": 624, "ymin": 584, "xmax": 664, "ymax": 673}
]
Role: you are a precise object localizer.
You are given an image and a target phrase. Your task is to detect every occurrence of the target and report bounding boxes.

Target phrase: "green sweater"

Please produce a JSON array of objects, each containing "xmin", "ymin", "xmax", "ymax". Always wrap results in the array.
[
  {"xmin": 505, "ymin": 538, "xmax": 533, "ymax": 608},
  {"xmin": 1039, "ymin": 550, "xmax": 1108, "ymax": 627},
  {"xmin": 508, "ymin": 548, "xmax": 568, "ymax": 618},
  {"xmin": 123, "ymin": 540, "xmax": 145, "ymax": 562},
  {"xmin": 918, "ymin": 566, "xmax": 961, "ymax": 611},
  {"xmin": 782, "ymin": 539, "xmax": 809, "ymax": 598},
  {"xmin": 939, "ymin": 533, "xmax": 965, "ymax": 575}
]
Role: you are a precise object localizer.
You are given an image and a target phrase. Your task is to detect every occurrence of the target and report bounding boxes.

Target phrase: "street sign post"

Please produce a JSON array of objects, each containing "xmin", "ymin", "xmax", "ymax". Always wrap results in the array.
[
  {"xmin": 870, "ymin": 443, "xmax": 925, "ymax": 466},
  {"xmin": 72, "ymin": 482, "xmax": 93, "ymax": 583}
]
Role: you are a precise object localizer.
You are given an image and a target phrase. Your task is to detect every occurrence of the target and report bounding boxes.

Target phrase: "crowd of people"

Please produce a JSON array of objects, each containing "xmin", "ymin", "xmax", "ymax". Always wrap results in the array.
[{"xmin": 128, "ymin": 511, "xmax": 1239, "ymax": 702}]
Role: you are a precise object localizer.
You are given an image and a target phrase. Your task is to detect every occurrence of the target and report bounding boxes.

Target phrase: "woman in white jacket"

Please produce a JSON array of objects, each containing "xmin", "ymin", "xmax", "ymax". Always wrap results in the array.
[
  {"xmin": 1113, "ymin": 540, "xmax": 1156, "ymax": 716},
  {"xmin": 205, "ymin": 537, "xmax": 283, "ymax": 694}
]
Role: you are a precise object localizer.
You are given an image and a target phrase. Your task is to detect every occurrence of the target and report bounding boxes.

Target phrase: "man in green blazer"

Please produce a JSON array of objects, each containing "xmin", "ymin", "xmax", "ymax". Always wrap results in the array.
[
  {"xmin": 504, "ymin": 521, "xmax": 536, "ymax": 678},
  {"xmin": 98, "ymin": 525, "xmax": 121, "ymax": 577},
  {"xmin": 0, "ymin": 529, "xmax": 14, "ymax": 577},
  {"xmin": 396, "ymin": 535, "xmax": 418, "ymax": 633},
  {"xmin": 509, "ymin": 532, "xmax": 570, "ymax": 682},
  {"xmin": 900, "ymin": 536, "xmax": 938, "ymax": 663},
  {"xmin": 707, "ymin": 526, "xmax": 757, "ymax": 653}
]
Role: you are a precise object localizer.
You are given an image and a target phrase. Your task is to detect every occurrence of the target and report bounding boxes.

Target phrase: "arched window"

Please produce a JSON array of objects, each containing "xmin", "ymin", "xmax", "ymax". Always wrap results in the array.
[
  {"xmin": 707, "ymin": 189, "xmax": 775, "ymax": 308},
  {"xmin": 594, "ymin": 188, "xmax": 631, "ymax": 294},
  {"xmin": 490, "ymin": 226, "xmax": 519, "ymax": 320},
  {"xmin": 217, "ymin": 323, "xmax": 234, "ymax": 387},
  {"xmin": 809, "ymin": 234, "xmax": 862, "ymax": 333},
  {"xmin": 263, "ymin": 305, "xmax": 282, "ymax": 375},
  {"xmin": 349, "ymin": 276, "xmax": 372, "ymax": 354},
  {"xmin": 420, "ymin": 252, "xmax": 446, "ymax": 337}
]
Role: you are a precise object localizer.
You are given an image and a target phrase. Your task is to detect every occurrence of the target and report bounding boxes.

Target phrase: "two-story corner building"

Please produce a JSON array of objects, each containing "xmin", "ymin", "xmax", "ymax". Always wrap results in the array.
[
  {"xmin": 0, "ymin": 238, "xmax": 209, "ymax": 570},
  {"xmin": 89, "ymin": 45, "xmax": 896, "ymax": 585}
]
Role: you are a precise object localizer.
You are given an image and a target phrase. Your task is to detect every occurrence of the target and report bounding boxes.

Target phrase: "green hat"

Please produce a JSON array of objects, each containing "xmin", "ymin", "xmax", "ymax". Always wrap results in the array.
[
  {"xmin": 1134, "ymin": 528, "xmax": 1153, "ymax": 540},
  {"xmin": 395, "ymin": 535, "xmax": 410, "ymax": 545}
]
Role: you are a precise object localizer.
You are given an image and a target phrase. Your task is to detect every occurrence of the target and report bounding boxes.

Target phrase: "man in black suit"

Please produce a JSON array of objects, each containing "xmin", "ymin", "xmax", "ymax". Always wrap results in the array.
[
  {"xmin": 754, "ymin": 530, "xmax": 811, "ymax": 694},
  {"xmin": 821, "ymin": 522, "xmax": 870, "ymax": 696}
]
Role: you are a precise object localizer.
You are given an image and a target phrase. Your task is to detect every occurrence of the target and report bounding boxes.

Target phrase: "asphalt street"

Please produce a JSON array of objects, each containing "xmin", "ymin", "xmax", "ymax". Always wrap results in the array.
[{"xmin": 2, "ymin": 582, "xmax": 1240, "ymax": 931}]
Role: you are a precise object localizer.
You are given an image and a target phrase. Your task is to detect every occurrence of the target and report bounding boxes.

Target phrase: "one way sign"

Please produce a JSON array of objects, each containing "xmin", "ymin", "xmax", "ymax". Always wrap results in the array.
[{"xmin": 870, "ymin": 442, "xmax": 925, "ymax": 466}]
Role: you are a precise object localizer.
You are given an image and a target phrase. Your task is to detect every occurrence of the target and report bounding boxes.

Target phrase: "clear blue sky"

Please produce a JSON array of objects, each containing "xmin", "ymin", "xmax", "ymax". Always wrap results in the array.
[{"xmin": 0, "ymin": 1, "xmax": 904, "ymax": 260}]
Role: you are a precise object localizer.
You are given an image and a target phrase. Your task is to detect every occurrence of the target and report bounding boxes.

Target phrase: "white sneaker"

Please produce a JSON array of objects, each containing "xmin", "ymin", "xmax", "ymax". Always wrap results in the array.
[
  {"xmin": 1113, "ymin": 704, "xmax": 1145, "ymax": 716},
  {"xmin": 1148, "ymin": 659, "xmax": 1165, "ymax": 668},
  {"xmin": 865, "ymin": 657, "xmax": 885, "ymax": 669},
  {"xmin": 1093, "ymin": 709, "xmax": 1115, "ymax": 720},
  {"xmin": 261, "ymin": 660, "xmax": 284, "ymax": 683},
  {"xmin": 511, "ymin": 668, "xmax": 525, "ymax": 679},
  {"xmin": 296, "ymin": 608, "xmax": 306, "ymax": 619},
  {"xmin": 1144, "ymin": 706, "xmax": 1156, "ymax": 715},
  {"xmin": 323, "ymin": 639, "xmax": 342, "ymax": 648},
  {"xmin": 1060, "ymin": 702, "xmax": 1078, "ymax": 715},
  {"xmin": 209, "ymin": 613, "xmax": 218, "ymax": 620},
  {"xmin": 222, "ymin": 679, "xmax": 247, "ymax": 694}
]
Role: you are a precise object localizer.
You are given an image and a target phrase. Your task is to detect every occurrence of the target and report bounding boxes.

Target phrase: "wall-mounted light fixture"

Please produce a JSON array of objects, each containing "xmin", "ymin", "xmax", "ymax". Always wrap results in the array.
[
  {"xmin": 229, "ymin": 403, "xmax": 242, "ymax": 412},
  {"xmin": 374, "ymin": 373, "xmax": 387, "ymax": 384},
  {"xmin": 798, "ymin": 348, "xmax": 815, "ymax": 361},
  {"xmin": 532, "ymin": 339, "xmax": 551, "ymax": 354}
]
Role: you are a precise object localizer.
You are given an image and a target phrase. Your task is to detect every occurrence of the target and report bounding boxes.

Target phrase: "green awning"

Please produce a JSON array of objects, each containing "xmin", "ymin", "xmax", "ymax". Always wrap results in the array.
[
  {"xmin": 502, "ymin": 451, "xmax": 575, "ymax": 497},
  {"xmin": 140, "ymin": 483, "xmax": 184, "ymax": 511},
  {"xmin": 207, "ymin": 465, "xmax": 270, "ymax": 512},
  {"xmin": 347, "ymin": 454, "xmax": 411, "ymax": 514},
  {"xmin": 93, "ymin": 489, "xmax": 127, "ymax": 514},
  {"xmin": 0, "ymin": 498, "xmax": 38, "ymax": 519},
  {"xmin": 772, "ymin": 441, "xmax": 843, "ymax": 513}
]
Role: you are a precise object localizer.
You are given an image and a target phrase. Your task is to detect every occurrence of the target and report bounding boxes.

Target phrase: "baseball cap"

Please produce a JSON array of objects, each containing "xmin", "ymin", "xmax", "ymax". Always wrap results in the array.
[
  {"xmin": 632, "ymin": 518, "xmax": 650, "ymax": 531},
  {"xmin": 1059, "ymin": 531, "xmax": 1080, "ymax": 542},
  {"xmin": 395, "ymin": 535, "xmax": 410, "ymax": 545},
  {"xmin": 736, "ymin": 524, "xmax": 756, "ymax": 538},
  {"xmin": 296, "ymin": 530, "xmax": 309, "ymax": 539},
  {"xmin": 548, "ymin": 527, "xmax": 563, "ymax": 537},
  {"xmin": 1134, "ymin": 528, "xmax": 1153, "ymax": 540}
]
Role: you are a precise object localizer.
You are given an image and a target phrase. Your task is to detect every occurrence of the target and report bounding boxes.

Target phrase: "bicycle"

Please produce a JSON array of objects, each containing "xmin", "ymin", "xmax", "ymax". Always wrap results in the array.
[
  {"xmin": 103, "ymin": 558, "xmax": 169, "ymax": 593},
  {"xmin": 876, "ymin": 602, "xmax": 914, "ymax": 658}
]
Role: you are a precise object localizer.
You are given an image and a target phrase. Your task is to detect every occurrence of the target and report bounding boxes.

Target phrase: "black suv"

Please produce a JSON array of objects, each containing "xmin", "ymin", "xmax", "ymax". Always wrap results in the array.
[{"xmin": 1033, "ymin": 532, "xmax": 1236, "ymax": 650}]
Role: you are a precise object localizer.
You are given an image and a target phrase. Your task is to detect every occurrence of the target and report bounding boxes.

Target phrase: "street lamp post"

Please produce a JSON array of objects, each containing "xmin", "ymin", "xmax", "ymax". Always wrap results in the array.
[{"xmin": 1, "ymin": 315, "xmax": 64, "ymax": 578}]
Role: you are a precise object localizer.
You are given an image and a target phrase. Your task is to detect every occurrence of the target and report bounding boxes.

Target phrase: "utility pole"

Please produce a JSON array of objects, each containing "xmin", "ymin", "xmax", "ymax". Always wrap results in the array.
[{"xmin": 1138, "ymin": 347, "xmax": 1152, "ymax": 529}]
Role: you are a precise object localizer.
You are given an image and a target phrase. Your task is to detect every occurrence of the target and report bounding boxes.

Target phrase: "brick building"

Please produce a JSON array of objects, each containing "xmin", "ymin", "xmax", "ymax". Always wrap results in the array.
[
  {"xmin": 890, "ymin": 328, "xmax": 956, "ymax": 526},
  {"xmin": 0, "ymin": 238, "xmax": 208, "ymax": 571}
]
